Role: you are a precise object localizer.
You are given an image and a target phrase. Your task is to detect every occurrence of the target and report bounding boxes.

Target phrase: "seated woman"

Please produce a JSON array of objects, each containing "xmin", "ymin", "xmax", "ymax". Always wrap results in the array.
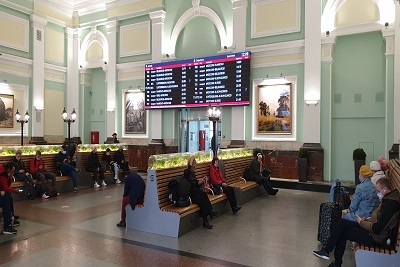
[
  {"xmin": 246, "ymin": 153, "xmax": 278, "ymax": 196},
  {"xmin": 209, "ymin": 157, "xmax": 241, "ymax": 214},
  {"xmin": 342, "ymin": 165, "xmax": 379, "ymax": 222},
  {"xmin": 370, "ymin": 160, "xmax": 386, "ymax": 186},
  {"xmin": 184, "ymin": 156, "xmax": 218, "ymax": 229}
]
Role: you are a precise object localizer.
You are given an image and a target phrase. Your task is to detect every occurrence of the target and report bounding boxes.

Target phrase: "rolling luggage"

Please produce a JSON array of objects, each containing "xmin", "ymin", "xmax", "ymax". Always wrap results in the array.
[{"xmin": 317, "ymin": 181, "xmax": 343, "ymax": 245}]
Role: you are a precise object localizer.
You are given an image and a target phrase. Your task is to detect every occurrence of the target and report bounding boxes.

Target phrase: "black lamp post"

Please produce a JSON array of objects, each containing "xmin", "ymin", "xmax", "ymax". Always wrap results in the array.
[
  {"xmin": 62, "ymin": 107, "xmax": 76, "ymax": 156},
  {"xmin": 208, "ymin": 106, "xmax": 221, "ymax": 157},
  {"xmin": 15, "ymin": 110, "xmax": 29, "ymax": 146}
]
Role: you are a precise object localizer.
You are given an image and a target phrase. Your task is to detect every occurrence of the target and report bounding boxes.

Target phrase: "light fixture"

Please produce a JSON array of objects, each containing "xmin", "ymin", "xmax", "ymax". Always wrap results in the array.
[
  {"xmin": 208, "ymin": 106, "xmax": 221, "ymax": 157},
  {"xmin": 104, "ymin": 61, "xmax": 107, "ymax": 65},
  {"xmin": 305, "ymin": 100, "xmax": 319, "ymax": 106},
  {"xmin": 107, "ymin": 108, "xmax": 115, "ymax": 112},
  {"xmin": 326, "ymin": 31, "xmax": 330, "ymax": 37},
  {"xmin": 15, "ymin": 110, "xmax": 29, "ymax": 146},
  {"xmin": 62, "ymin": 107, "xmax": 77, "ymax": 160},
  {"xmin": 35, "ymin": 106, "xmax": 44, "ymax": 111},
  {"xmin": 79, "ymin": 65, "xmax": 83, "ymax": 68},
  {"xmin": 385, "ymin": 22, "xmax": 389, "ymax": 29},
  {"xmin": 166, "ymin": 54, "xmax": 170, "ymax": 58}
]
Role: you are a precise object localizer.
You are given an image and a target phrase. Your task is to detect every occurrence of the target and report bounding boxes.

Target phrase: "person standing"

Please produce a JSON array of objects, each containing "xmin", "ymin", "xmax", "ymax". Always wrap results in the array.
[
  {"xmin": 116, "ymin": 173, "xmax": 145, "ymax": 227},
  {"xmin": 87, "ymin": 147, "xmax": 106, "ymax": 188},
  {"xmin": 12, "ymin": 150, "xmax": 34, "ymax": 200},
  {"xmin": 30, "ymin": 150, "xmax": 58, "ymax": 199},
  {"xmin": 209, "ymin": 157, "xmax": 241, "ymax": 214}
]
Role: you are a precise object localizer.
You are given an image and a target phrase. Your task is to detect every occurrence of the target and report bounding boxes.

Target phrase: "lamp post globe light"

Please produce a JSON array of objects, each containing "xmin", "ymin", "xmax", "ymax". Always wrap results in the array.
[
  {"xmin": 15, "ymin": 109, "xmax": 29, "ymax": 146},
  {"xmin": 62, "ymin": 107, "xmax": 76, "ymax": 157},
  {"xmin": 208, "ymin": 106, "xmax": 221, "ymax": 157}
]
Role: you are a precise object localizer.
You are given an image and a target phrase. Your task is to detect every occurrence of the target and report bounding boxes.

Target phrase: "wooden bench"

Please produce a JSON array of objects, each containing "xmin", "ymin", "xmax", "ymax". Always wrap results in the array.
[
  {"xmin": 354, "ymin": 158, "xmax": 400, "ymax": 266},
  {"xmin": 78, "ymin": 150, "xmax": 138, "ymax": 185},
  {"xmin": 125, "ymin": 155, "xmax": 264, "ymax": 237}
]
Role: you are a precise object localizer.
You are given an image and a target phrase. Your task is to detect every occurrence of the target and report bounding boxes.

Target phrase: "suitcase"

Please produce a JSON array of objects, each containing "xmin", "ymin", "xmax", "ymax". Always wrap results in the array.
[{"xmin": 318, "ymin": 181, "xmax": 343, "ymax": 245}]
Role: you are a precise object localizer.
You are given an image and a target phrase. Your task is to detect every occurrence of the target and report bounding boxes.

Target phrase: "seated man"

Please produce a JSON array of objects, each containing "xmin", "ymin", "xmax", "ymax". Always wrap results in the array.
[
  {"xmin": 114, "ymin": 146, "xmax": 130, "ymax": 175},
  {"xmin": 30, "ymin": 150, "xmax": 58, "ymax": 199},
  {"xmin": 245, "ymin": 153, "xmax": 278, "ymax": 196},
  {"xmin": 54, "ymin": 145, "xmax": 78, "ymax": 192},
  {"xmin": 116, "ymin": 173, "xmax": 145, "ymax": 227},
  {"xmin": 87, "ymin": 147, "xmax": 106, "ymax": 188},
  {"xmin": 0, "ymin": 162, "xmax": 22, "ymax": 233},
  {"xmin": 342, "ymin": 165, "xmax": 379, "ymax": 221},
  {"xmin": 12, "ymin": 150, "xmax": 34, "ymax": 200},
  {"xmin": 112, "ymin": 132, "xmax": 120, "ymax": 143},
  {"xmin": 313, "ymin": 178, "xmax": 400, "ymax": 267},
  {"xmin": 102, "ymin": 148, "xmax": 121, "ymax": 184}
]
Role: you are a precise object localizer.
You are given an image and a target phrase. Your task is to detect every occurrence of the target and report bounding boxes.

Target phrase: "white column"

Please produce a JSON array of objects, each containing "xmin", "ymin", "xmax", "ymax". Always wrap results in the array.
[
  {"xmin": 106, "ymin": 21, "xmax": 118, "ymax": 139},
  {"xmin": 31, "ymin": 15, "xmax": 47, "ymax": 140},
  {"xmin": 303, "ymin": 0, "xmax": 322, "ymax": 144},
  {"xmin": 65, "ymin": 28, "xmax": 81, "ymax": 139},
  {"xmin": 149, "ymin": 10, "xmax": 166, "ymax": 144},
  {"xmin": 230, "ymin": 0, "xmax": 247, "ymax": 146},
  {"xmin": 394, "ymin": 4, "xmax": 400, "ymax": 146}
]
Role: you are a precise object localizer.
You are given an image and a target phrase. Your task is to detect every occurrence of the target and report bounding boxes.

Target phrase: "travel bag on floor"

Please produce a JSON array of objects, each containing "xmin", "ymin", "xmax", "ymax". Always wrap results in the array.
[{"xmin": 317, "ymin": 182, "xmax": 343, "ymax": 245}]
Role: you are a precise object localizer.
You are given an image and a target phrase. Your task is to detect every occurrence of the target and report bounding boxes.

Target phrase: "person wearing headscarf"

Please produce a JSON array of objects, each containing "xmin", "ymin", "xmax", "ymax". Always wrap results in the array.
[
  {"xmin": 246, "ymin": 153, "xmax": 278, "ymax": 196},
  {"xmin": 370, "ymin": 160, "xmax": 386, "ymax": 186}
]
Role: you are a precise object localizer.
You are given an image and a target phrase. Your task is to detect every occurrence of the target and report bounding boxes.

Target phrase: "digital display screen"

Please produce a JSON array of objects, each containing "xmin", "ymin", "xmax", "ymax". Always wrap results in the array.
[{"xmin": 145, "ymin": 51, "xmax": 251, "ymax": 109}]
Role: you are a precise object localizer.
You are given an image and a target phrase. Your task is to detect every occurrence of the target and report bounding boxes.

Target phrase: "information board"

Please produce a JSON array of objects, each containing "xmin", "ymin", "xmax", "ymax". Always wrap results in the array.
[{"xmin": 145, "ymin": 51, "xmax": 251, "ymax": 109}]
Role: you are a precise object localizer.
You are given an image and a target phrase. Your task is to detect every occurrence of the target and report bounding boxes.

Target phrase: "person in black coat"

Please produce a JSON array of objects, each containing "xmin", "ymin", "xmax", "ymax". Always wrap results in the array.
[
  {"xmin": 117, "ymin": 173, "xmax": 145, "ymax": 227},
  {"xmin": 54, "ymin": 145, "xmax": 78, "ymax": 192},
  {"xmin": 87, "ymin": 147, "xmax": 106, "ymax": 188},
  {"xmin": 114, "ymin": 146, "xmax": 130, "ymax": 175},
  {"xmin": 12, "ymin": 150, "xmax": 34, "ymax": 200},
  {"xmin": 247, "ymin": 153, "xmax": 278, "ymax": 196},
  {"xmin": 184, "ymin": 156, "xmax": 218, "ymax": 229}
]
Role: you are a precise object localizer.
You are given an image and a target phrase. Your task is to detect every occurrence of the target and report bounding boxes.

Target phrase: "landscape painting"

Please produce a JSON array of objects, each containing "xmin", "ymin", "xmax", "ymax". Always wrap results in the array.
[
  {"xmin": 0, "ymin": 94, "xmax": 14, "ymax": 128},
  {"xmin": 257, "ymin": 84, "xmax": 292, "ymax": 134}
]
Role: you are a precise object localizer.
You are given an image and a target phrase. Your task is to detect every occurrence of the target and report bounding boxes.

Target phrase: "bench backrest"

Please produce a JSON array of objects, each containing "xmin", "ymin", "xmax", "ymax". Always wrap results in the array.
[
  {"xmin": 0, "ymin": 154, "xmax": 59, "ymax": 174},
  {"xmin": 155, "ymin": 156, "xmax": 253, "ymax": 210},
  {"xmin": 79, "ymin": 150, "xmax": 129, "ymax": 171},
  {"xmin": 387, "ymin": 159, "xmax": 400, "ymax": 251}
]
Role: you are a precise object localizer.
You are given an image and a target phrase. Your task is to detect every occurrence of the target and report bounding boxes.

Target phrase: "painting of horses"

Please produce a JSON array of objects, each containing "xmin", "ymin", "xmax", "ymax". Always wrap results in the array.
[
  {"xmin": 257, "ymin": 84, "xmax": 292, "ymax": 134},
  {"xmin": 0, "ymin": 94, "xmax": 14, "ymax": 128}
]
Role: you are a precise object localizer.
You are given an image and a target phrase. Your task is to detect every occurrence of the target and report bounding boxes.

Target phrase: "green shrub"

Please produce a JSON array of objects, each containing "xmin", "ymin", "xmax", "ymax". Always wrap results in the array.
[{"xmin": 298, "ymin": 148, "xmax": 309, "ymax": 158}]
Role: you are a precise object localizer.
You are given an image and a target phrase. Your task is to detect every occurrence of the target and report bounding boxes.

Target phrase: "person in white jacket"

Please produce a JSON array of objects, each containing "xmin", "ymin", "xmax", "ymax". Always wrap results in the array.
[{"xmin": 370, "ymin": 161, "xmax": 386, "ymax": 186}]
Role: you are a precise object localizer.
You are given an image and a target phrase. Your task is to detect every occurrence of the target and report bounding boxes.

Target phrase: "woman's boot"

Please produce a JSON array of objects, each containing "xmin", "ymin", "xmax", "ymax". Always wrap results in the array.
[{"xmin": 202, "ymin": 217, "xmax": 213, "ymax": 229}]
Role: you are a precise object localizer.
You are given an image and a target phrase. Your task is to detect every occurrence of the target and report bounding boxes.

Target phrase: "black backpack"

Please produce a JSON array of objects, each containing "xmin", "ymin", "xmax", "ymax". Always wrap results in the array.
[{"xmin": 168, "ymin": 176, "xmax": 191, "ymax": 207}]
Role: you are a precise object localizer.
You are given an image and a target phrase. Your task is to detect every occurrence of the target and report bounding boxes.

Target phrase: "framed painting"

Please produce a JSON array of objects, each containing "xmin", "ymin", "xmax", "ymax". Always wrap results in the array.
[
  {"xmin": 124, "ymin": 91, "xmax": 146, "ymax": 134},
  {"xmin": 0, "ymin": 94, "xmax": 14, "ymax": 128},
  {"xmin": 257, "ymin": 83, "xmax": 292, "ymax": 134}
]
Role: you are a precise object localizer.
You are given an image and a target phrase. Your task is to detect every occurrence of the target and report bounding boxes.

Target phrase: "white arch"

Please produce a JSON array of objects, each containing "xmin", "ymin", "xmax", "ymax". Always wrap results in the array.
[
  {"xmin": 80, "ymin": 28, "xmax": 109, "ymax": 68},
  {"xmin": 321, "ymin": 0, "xmax": 395, "ymax": 33},
  {"xmin": 165, "ymin": 5, "xmax": 231, "ymax": 55}
]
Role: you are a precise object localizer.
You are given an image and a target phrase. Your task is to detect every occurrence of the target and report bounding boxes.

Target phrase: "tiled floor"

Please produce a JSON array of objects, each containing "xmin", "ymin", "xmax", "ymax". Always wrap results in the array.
[{"xmin": 0, "ymin": 185, "xmax": 356, "ymax": 267}]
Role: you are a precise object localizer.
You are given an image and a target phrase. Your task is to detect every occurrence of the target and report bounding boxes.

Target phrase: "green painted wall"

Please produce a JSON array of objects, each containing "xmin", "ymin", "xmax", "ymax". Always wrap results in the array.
[
  {"xmin": 175, "ymin": 17, "xmax": 221, "ymax": 59},
  {"xmin": 79, "ymin": 10, "xmax": 108, "ymax": 25},
  {"xmin": 331, "ymin": 32, "xmax": 386, "ymax": 182},
  {"xmin": 246, "ymin": 0, "xmax": 305, "ymax": 47},
  {"xmin": 162, "ymin": 109, "xmax": 175, "ymax": 140},
  {"xmin": 89, "ymin": 68, "xmax": 106, "ymax": 143},
  {"xmin": 221, "ymin": 107, "xmax": 232, "ymax": 141}
]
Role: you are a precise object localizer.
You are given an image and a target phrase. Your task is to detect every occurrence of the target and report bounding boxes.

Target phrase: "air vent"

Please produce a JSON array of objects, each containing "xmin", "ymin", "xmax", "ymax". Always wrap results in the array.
[
  {"xmin": 354, "ymin": 93, "xmax": 362, "ymax": 103},
  {"xmin": 334, "ymin": 94, "xmax": 341, "ymax": 103},
  {"xmin": 376, "ymin": 92, "xmax": 384, "ymax": 102},
  {"xmin": 36, "ymin": 30, "xmax": 42, "ymax": 41}
]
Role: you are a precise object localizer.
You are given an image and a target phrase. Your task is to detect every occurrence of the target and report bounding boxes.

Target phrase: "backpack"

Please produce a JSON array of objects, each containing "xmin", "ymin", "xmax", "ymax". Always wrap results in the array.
[
  {"xmin": 243, "ymin": 167, "xmax": 251, "ymax": 181},
  {"xmin": 168, "ymin": 176, "xmax": 191, "ymax": 207}
]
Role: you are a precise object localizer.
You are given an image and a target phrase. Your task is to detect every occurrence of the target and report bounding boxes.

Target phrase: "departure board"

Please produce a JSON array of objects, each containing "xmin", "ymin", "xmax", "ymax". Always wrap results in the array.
[{"xmin": 145, "ymin": 51, "xmax": 251, "ymax": 109}]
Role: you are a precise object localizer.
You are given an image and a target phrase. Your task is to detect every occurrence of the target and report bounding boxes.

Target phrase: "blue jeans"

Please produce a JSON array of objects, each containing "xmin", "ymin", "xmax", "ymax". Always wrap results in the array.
[{"xmin": 61, "ymin": 162, "xmax": 77, "ymax": 188}]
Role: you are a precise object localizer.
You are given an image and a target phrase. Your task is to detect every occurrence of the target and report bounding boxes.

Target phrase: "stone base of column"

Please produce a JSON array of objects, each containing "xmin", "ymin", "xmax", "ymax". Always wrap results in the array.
[
  {"xmin": 29, "ymin": 137, "xmax": 47, "ymax": 145},
  {"xmin": 149, "ymin": 139, "xmax": 165, "ymax": 146},
  {"xmin": 301, "ymin": 143, "xmax": 324, "ymax": 182},
  {"xmin": 228, "ymin": 140, "xmax": 245, "ymax": 148},
  {"xmin": 389, "ymin": 144, "xmax": 399, "ymax": 160}
]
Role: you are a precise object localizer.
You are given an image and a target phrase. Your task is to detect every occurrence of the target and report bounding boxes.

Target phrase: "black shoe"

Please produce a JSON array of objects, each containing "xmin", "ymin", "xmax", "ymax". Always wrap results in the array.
[
  {"xmin": 73, "ymin": 187, "xmax": 78, "ymax": 193},
  {"xmin": 12, "ymin": 220, "xmax": 20, "ymax": 227},
  {"xmin": 27, "ymin": 193, "xmax": 34, "ymax": 200},
  {"xmin": 232, "ymin": 206, "xmax": 242, "ymax": 214},
  {"xmin": 3, "ymin": 227, "xmax": 17, "ymax": 235},
  {"xmin": 202, "ymin": 218, "xmax": 213, "ymax": 229},
  {"xmin": 268, "ymin": 189, "xmax": 278, "ymax": 196},
  {"xmin": 210, "ymin": 210, "xmax": 218, "ymax": 219},
  {"xmin": 313, "ymin": 248, "xmax": 330, "ymax": 260},
  {"xmin": 327, "ymin": 262, "xmax": 340, "ymax": 267},
  {"xmin": 13, "ymin": 216, "xmax": 19, "ymax": 221},
  {"xmin": 116, "ymin": 221, "xmax": 126, "ymax": 227}
]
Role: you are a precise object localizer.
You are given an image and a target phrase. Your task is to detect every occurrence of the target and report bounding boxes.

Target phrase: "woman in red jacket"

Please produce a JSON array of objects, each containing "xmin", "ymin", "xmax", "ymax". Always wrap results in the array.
[{"xmin": 209, "ymin": 157, "xmax": 241, "ymax": 214}]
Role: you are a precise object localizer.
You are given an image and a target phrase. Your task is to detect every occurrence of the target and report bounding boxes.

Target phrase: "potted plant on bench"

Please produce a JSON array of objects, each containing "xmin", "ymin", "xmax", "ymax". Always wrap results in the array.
[
  {"xmin": 298, "ymin": 148, "xmax": 309, "ymax": 182},
  {"xmin": 353, "ymin": 148, "xmax": 366, "ymax": 185}
]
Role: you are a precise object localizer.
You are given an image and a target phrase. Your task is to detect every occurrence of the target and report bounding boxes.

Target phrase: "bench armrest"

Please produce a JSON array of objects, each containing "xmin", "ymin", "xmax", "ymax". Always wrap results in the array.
[
  {"xmin": 240, "ymin": 177, "xmax": 246, "ymax": 183},
  {"xmin": 205, "ymin": 186, "xmax": 214, "ymax": 196}
]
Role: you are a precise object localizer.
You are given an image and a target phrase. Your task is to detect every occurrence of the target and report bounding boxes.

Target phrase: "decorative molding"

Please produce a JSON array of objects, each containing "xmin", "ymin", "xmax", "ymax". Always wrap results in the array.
[
  {"xmin": 382, "ymin": 29, "xmax": 395, "ymax": 56},
  {"xmin": 44, "ymin": 63, "xmax": 67, "ymax": 73},
  {"xmin": 44, "ymin": 63, "xmax": 67, "ymax": 83},
  {"xmin": 0, "ymin": 0, "xmax": 32, "ymax": 14},
  {"xmin": 120, "ymin": 21, "xmax": 151, "ymax": 57},
  {"xmin": 149, "ymin": 10, "xmax": 166, "ymax": 25},
  {"xmin": 321, "ymin": 37, "xmax": 336, "ymax": 63},
  {"xmin": 168, "ymin": 5, "xmax": 230, "ymax": 55},
  {"xmin": 116, "ymin": 60, "xmax": 151, "ymax": 70},
  {"xmin": 251, "ymin": 58, "xmax": 304, "ymax": 69},
  {"xmin": 332, "ymin": 22, "xmax": 386, "ymax": 37},
  {"xmin": 232, "ymin": 0, "xmax": 248, "ymax": 9},
  {"xmin": 106, "ymin": 20, "xmax": 119, "ymax": 34},
  {"xmin": 247, "ymin": 39, "xmax": 305, "ymax": 57},
  {"xmin": 251, "ymin": 0, "xmax": 301, "ymax": 39},
  {"xmin": 0, "ymin": 53, "xmax": 32, "ymax": 78},
  {"xmin": 31, "ymin": 14, "xmax": 48, "ymax": 31},
  {"xmin": 80, "ymin": 71, "xmax": 92, "ymax": 86},
  {"xmin": 0, "ymin": 11, "xmax": 30, "ymax": 52},
  {"xmin": 79, "ymin": 28, "xmax": 109, "ymax": 68},
  {"xmin": 117, "ymin": 60, "xmax": 148, "ymax": 81}
]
